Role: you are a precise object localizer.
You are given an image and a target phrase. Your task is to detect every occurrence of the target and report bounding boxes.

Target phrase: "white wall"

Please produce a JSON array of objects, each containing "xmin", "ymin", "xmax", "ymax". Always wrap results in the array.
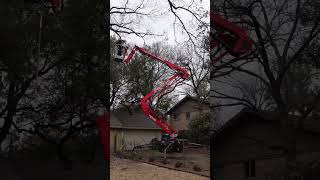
[{"xmin": 110, "ymin": 128, "xmax": 161, "ymax": 152}]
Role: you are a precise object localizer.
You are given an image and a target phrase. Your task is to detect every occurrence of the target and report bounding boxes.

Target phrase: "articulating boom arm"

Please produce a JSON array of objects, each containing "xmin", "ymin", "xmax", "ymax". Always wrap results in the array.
[
  {"xmin": 210, "ymin": 13, "xmax": 253, "ymax": 63},
  {"xmin": 122, "ymin": 46, "xmax": 189, "ymax": 136}
]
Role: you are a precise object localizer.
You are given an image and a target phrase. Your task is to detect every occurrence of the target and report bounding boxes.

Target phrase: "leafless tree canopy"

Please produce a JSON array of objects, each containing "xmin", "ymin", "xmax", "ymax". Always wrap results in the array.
[
  {"xmin": 110, "ymin": 0, "xmax": 210, "ymax": 111},
  {"xmin": 210, "ymin": 0, "xmax": 320, "ymax": 177},
  {"xmin": 210, "ymin": 0, "xmax": 320, "ymax": 115}
]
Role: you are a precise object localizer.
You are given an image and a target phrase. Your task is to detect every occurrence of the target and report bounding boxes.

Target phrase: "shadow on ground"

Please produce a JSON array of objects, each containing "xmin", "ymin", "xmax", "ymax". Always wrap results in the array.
[{"xmin": 0, "ymin": 152, "xmax": 108, "ymax": 180}]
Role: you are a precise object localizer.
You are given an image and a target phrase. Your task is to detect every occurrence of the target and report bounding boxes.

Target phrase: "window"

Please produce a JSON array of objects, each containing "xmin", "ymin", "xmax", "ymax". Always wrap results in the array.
[
  {"xmin": 244, "ymin": 160, "xmax": 255, "ymax": 178},
  {"xmin": 186, "ymin": 112, "xmax": 190, "ymax": 120}
]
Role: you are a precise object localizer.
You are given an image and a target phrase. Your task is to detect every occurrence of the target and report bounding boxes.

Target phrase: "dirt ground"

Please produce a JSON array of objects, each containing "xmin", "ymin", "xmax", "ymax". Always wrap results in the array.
[
  {"xmin": 111, "ymin": 146, "xmax": 210, "ymax": 179},
  {"xmin": 110, "ymin": 156, "xmax": 209, "ymax": 180}
]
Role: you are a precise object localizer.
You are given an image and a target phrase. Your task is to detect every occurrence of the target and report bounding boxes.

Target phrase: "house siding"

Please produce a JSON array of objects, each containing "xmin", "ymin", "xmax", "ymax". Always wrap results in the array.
[
  {"xmin": 215, "ymin": 157, "xmax": 286, "ymax": 180},
  {"xmin": 213, "ymin": 114, "xmax": 320, "ymax": 180},
  {"xmin": 256, "ymin": 158, "xmax": 286, "ymax": 179},
  {"xmin": 214, "ymin": 121, "xmax": 284, "ymax": 164},
  {"xmin": 110, "ymin": 128, "xmax": 161, "ymax": 152},
  {"xmin": 223, "ymin": 163, "xmax": 244, "ymax": 180},
  {"xmin": 168, "ymin": 99, "xmax": 209, "ymax": 131}
]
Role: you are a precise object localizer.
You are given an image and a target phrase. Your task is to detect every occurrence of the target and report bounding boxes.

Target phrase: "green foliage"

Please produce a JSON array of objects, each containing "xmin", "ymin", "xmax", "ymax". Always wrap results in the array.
[
  {"xmin": 187, "ymin": 113, "xmax": 210, "ymax": 145},
  {"xmin": 110, "ymin": 39, "xmax": 180, "ymax": 113},
  {"xmin": 177, "ymin": 130, "xmax": 189, "ymax": 139}
]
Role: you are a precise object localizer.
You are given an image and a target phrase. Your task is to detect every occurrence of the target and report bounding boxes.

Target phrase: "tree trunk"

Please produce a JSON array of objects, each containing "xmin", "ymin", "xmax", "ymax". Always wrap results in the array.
[
  {"xmin": 0, "ymin": 79, "xmax": 17, "ymax": 147},
  {"xmin": 280, "ymin": 112, "xmax": 297, "ymax": 180},
  {"xmin": 89, "ymin": 136, "xmax": 97, "ymax": 163},
  {"xmin": 57, "ymin": 136, "xmax": 73, "ymax": 170}
]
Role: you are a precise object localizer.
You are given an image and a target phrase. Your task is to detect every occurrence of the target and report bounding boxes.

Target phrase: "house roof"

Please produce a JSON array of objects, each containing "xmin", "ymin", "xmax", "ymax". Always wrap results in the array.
[
  {"xmin": 166, "ymin": 95, "xmax": 210, "ymax": 114},
  {"xmin": 110, "ymin": 110, "xmax": 161, "ymax": 130},
  {"xmin": 213, "ymin": 108, "xmax": 320, "ymax": 143}
]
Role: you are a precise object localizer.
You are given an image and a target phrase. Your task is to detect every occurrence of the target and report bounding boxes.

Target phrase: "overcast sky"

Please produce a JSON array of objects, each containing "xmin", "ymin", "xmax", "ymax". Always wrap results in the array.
[
  {"xmin": 110, "ymin": 0, "xmax": 210, "ymax": 46},
  {"xmin": 110, "ymin": 0, "xmax": 210, "ymax": 103}
]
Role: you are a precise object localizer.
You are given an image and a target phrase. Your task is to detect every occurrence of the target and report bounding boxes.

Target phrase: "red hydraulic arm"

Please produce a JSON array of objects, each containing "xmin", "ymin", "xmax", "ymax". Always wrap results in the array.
[
  {"xmin": 93, "ymin": 12, "xmax": 253, "ymax": 162},
  {"xmin": 95, "ymin": 112, "xmax": 110, "ymax": 161},
  {"xmin": 210, "ymin": 13, "xmax": 253, "ymax": 63},
  {"xmin": 50, "ymin": 0, "xmax": 63, "ymax": 9},
  {"xmin": 122, "ymin": 46, "xmax": 189, "ymax": 136}
]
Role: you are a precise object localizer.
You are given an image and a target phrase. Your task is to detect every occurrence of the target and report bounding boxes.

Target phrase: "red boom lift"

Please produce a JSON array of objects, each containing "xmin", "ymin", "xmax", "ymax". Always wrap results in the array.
[
  {"xmin": 210, "ymin": 13, "xmax": 253, "ymax": 63},
  {"xmin": 114, "ymin": 41, "xmax": 189, "ymax": 153},
  {"xmin": 95, "ymin": 12, "xmax": 253, "ymax": 159}
]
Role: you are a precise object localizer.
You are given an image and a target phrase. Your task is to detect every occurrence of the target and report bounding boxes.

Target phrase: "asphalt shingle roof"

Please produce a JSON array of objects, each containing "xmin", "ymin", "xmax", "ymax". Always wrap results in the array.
[
  {"xmin": 166, "ymin": 95, "xmax": 209, "ymax": 114},
  {"xmin": 214, "ymin": 108, "xmax": 320, "ymax": 142},
  {"xmin": 110, "ymin": 111, "xmax": 161, "ymax": 130}
]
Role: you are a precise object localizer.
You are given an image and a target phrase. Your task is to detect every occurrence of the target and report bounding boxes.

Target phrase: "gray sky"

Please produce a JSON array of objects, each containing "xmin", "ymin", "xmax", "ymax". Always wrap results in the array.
[
  {"xmin": 110, "ymin": 0, "xmax": 210, "ymax": 103},
  {"xmin": 110, "ymin": 0, "xmax": 210, "ymax": 46}
]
